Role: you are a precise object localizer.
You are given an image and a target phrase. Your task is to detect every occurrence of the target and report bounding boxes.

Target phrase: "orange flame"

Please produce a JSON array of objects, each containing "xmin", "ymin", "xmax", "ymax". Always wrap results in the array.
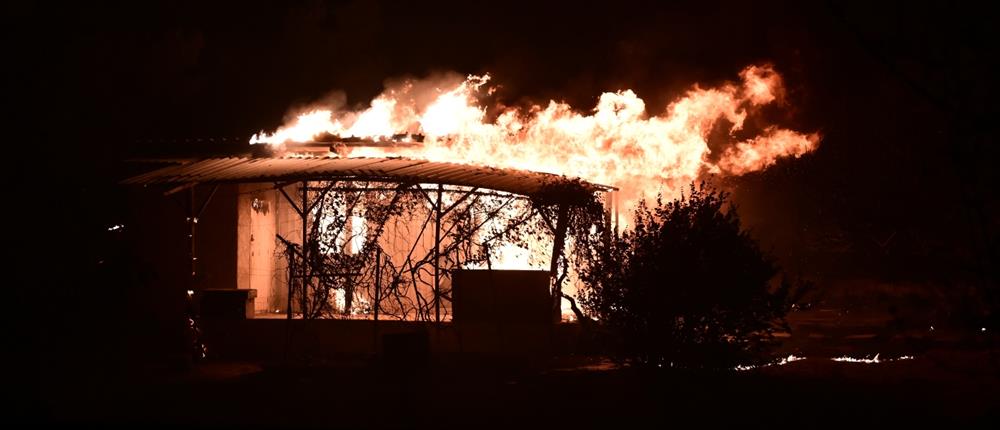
[{"xmin": 251, "ymin": 65, "xmax": 819, "ymax": 223}]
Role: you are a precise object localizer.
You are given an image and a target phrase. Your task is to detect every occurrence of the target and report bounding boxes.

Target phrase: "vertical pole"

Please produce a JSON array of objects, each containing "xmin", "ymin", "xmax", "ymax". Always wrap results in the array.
[
  {"xmin": 344, "ymin": 199, "xmax": 354, "ymax": 314},
  {"xmin": 189, "ymin": 187, "xmax": 197, "ymax": 279},
  {"xmin": 434, "ymin": 183, "xmax": 442, "ymax": 323},
  {"xmin": 603, "ymin": 191, "xmax": 612, "ymax": 245},
  {"xmin": 549, "ymin": 204, "xmax": 570, "ymax": 322},
  {"xmin": 374, "ymin": 247, "xmax": 381, "ymax": 322},
  {"xmin": 611, "ymin": 190, "xmax": 620, "ymax": 237},
  {"xmin": 187, "ymin": 184, "xmax": 217, "ymax": 282},
  {"xmin": 186, "ymin": 186, "xmax": 204, "ymax": 360},
  {"xmin": 284, "ymin": 186, "xmax": 292, "ymax": 321},
  {"xmin": 373, "ymin": 247, "xmax": 381, "ymax": 356},
  {"xmin": 300, "ymin": 180, "xmax": 309, "ymax": 319}
]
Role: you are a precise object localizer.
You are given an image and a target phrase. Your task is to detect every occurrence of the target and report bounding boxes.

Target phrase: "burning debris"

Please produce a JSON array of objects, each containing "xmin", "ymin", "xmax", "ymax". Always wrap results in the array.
[
  {"xmin": 733, "ymin": 354, "xmax": 916, "ymax": 371},
  {"xmin": 733, "ymin": 354, "xmax": 807, "ymax": 371},
  {"xmin": 831, "ymin": 354, "xmax": 915, "ymax": 364}
]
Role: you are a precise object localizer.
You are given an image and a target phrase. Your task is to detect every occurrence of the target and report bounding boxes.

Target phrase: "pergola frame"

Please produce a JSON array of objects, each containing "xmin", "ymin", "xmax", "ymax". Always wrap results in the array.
[
  {"xmin": 274, "ymin": 180, "xmax": 573, "ymax": 323},
  {"xmin": 127, "ymin": 156, "xmax": 617, "ymax": 323}
]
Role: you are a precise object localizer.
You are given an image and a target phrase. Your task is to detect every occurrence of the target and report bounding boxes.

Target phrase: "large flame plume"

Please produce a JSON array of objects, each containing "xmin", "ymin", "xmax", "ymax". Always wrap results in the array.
[{"xmin": 251, "ymin": 65, "xmax": 819, "ymax": 222}]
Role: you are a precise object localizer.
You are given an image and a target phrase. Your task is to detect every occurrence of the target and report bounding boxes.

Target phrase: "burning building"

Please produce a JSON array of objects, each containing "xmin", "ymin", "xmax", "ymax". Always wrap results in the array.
[
  {"xmin": 123, "ymin": 143, "xmax": 615, "ymax": 360},
  {"xmin": 122, "ymin": 65, "xmax": 818, "ymax": 360},
  {"xmin": 125, "ymin": 150, "xmax": 612, "ymax": 321}
]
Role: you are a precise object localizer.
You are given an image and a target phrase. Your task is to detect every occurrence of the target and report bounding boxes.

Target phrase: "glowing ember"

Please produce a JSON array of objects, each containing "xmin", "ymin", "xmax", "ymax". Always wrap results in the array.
[
  {"xmin": 733, "ymin": 354, "xmax": 805, "ymax": 371},
  {"xmin": 778, "ymin": 354, "xmax": 807, "ymax": 365},
  {"xmin": 734, "ymin": 354, "xmax": 917, "ymax": 370},
  {"xmin": 831, "ymin": 354, "xmax": 915, "ymax": 364},
  {"xmin": 250, "ymin": 65, "xmax": 819, "ymax": 221}
]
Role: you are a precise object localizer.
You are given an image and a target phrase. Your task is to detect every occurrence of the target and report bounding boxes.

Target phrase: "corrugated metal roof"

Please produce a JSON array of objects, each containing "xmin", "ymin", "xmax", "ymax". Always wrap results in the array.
[{"xmin": 122, "ymin": 156, "xmax": 613, "ymax": 200}]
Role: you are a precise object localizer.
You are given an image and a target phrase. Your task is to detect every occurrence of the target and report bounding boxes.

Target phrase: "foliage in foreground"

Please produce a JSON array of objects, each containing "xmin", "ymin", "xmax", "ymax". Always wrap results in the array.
[{"xmin": 577, "ymin": 182, "xmax": 796, "ymax": 369}]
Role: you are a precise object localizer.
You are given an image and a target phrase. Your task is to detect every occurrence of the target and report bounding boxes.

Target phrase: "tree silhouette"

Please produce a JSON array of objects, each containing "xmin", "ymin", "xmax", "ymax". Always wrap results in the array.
[{"xmin": 578, "ymin": 182, "xmax": 794, "ymax": 368}]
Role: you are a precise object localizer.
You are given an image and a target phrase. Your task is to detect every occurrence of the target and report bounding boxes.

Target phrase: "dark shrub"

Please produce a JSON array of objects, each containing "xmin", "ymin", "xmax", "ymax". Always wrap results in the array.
[{"xmin": 578, "ymin": 182, "xmax": 792, "ymax": 368}]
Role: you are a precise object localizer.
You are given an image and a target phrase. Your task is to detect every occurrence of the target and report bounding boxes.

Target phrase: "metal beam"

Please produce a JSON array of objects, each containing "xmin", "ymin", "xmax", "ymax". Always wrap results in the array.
[
  {"xmin": 277, "ymin": 183, "xmax": 304, "ymax": 216},
  {"xmin": 303, "ymin": 185, "xmax": 525, "ymax": 201},
  {"xmin": 441, "ymin": 187, "xmax": 479, "ymax": 217},
  {"xmin": 305, "ymin": 181, "xmax": 336, "ymax": 214},
  {"xmin": 164, "ymin": 182, "xmax": 197, "ymax": 196},
  {"xmin": 415, "ymin": 185, "xmax": 437, "ymax": 210},
  {"xmin": 196, "ymin": 184, "xmax": 219, "ymax": 219}
]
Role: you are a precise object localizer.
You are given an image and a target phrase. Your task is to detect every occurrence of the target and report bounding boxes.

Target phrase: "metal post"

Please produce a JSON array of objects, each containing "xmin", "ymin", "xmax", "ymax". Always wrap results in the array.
[
  {"xmin": 434, "ymin": 183, "xmax": 442, "ymax": 323},
  {"xmin": 189, "ymin": 187, "xmax": 197, "ymax": 279},
  {"xmin": 374, "ymin": 247, "xmax": 381, "ymax": 322},
  {"xmin": 549, "ymin": 204, "xmax": 570, "ymax": 322},
  {"xmin": 186, "ymin": 186, "xmax": 204, "ymax": 361},
  {"xmin": 185, "ymin": 183, "xmax": 219, "ymax": 288},
  {"xmin": 300, "ymin": 181, "xmax": 309, "ymax": 319},
  {"xmin": 344, "ymin": 200, "xmax": 354, "ymax": 314},
  {"xmin": 286, "ymin": 219, "xmax": 293, "ymax": 320},
  {"xmin": 277, "ymin": 183, "xmax": 301, "ymax": 320},
  {"xmin": 613, "ymin": 190, "xmax": 619, "ymax": 236},
  {"xmin": 373, "ymin": 247, "xmax": 381, "ymax": 356}
]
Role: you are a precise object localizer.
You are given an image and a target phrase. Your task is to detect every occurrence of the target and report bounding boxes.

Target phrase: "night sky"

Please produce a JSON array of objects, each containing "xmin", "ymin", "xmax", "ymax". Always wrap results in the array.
[{"xmin": 13, "ymin": 0, "xmax": 998, "ymax": 344}]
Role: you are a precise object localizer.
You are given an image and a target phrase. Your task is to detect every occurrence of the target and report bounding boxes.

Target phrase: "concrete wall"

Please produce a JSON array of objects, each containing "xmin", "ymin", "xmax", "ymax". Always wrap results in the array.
[{"xmin": 237, "ymin": 183, "xmax": 302, "ymax": 314}]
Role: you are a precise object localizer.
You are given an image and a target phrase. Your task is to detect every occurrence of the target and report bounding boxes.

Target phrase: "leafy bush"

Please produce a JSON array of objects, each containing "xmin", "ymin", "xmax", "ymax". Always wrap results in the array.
[{"xmin": 577, "ymin": 182, "xmax": 793, "ymax": 368}]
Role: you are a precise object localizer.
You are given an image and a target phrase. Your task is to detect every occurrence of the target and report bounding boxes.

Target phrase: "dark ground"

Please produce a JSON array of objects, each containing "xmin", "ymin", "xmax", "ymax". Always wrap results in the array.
[{"xmin": 32, "ymin": 320, "xmax": 1000, "ymax": 429}]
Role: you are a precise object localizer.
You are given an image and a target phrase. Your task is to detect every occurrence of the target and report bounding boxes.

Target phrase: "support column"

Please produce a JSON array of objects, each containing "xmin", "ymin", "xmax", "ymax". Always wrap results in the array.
[
  {"xmin": 549, "ymin": 204, "xmax": 570, "ymax": 322},
  {"xmin": 277, "ymin": 182, "xmax": 303, "ymax": 320},
  {"xmin": 611, "ymin": 190, "xmax": 621, "ymax": 237},
  {"xmin": 373, "ymin": 247, "xmax": 381, "ymax": 355},
  {"xmin": 344, "ymin": 199, "xmax": 354, "ymax": 314},
  {"xmin": 180, "ymin": 184, "xmax": 216, "ymax": 360},
  {"xmin": 374, "ymin": 247, "xmax": 381, "ymax": 322},
  {"xmin": 189, "ymin": 187, "xmax": 197, "ymax": 280},
  {"xmin": 300, "ymin": 181, "xmax": 309, "ymax": 319},
  {"xmin": 434, "ymin": 183, "xmax": 442, "ymax": 323},
  {"xmin": 185, "ymin": 184, "xmax": 218, "ymax": 285}
]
